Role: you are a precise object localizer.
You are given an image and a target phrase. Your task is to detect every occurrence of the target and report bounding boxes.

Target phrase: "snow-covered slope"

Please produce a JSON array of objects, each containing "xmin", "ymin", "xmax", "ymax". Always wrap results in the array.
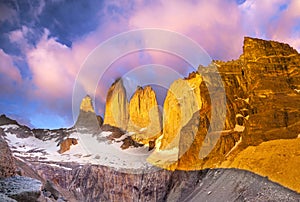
[{"xmin": 0, "ymin": 124, "xmax": 156, "ymax": 174}]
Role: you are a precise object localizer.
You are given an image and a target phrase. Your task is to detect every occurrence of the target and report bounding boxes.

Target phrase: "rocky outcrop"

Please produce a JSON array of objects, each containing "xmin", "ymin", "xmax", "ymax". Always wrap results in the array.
[
  {"xmin": 128, "ymin": 86, "xmax": 162, "ymax": 144},
  {"xmin": 75, "ymin": 95, "xmax": 101, "ymax": 131},
  {"xmin": 59, "ymin": 138, "xmax": 78, "ymax": 153},
  {"xmin": 0, "ymin": 131, "xmax": 16, "ymax": 178},
  {"xmin": 104, "ymin": 78, "xmax": 129, "ymax": 130},
  {"xmin": 0, "ymin": 115, "xmax": 18, "ymax": 126},
  {"xmin": 0, "ymin": 193, "xmax": 16, "ymax": 202}
]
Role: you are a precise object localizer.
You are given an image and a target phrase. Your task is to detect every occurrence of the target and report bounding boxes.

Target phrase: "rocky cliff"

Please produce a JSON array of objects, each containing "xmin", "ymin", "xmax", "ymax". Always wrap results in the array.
[
  {"xmin": 148, "ymin": 37, "xmax": 300, "ymax": 177},
  {"xmin": 104, "ymin": 78, "xmax": 129, "ymax": 130},
  {"xmin": 242, "ymin": 37, "xmax": 300, "ymax": 144},
  {"xmin": 128, "ymin": 86, "xmax": 162, "ymax": 145}
]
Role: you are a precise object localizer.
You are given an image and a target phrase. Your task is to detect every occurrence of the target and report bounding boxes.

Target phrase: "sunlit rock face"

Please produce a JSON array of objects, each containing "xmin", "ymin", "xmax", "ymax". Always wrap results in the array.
[
  {"xmin": 75, "ymin": 95, "xmax": 100, "ymax": 131},
  {"xmin": 241, "ymin": 37, "xmax": 300, "ymax": 145},
  {"xmin": 159, "ymin": 72, "xmax": 203, "ymax": 150},
  {"xmin": 80, "ymin": 95, "xmax": 95, "ymax": 113},
  {"xmin": 103, "ymin": 78, "xmax": 129, "ymax": 131},
  {"xmin": 150, "ymin": 37, "xmax": 300, "ymax": 172},
  {"xmin": 127, "ymin": 86, "xmax": 162, "ymax": 145}
]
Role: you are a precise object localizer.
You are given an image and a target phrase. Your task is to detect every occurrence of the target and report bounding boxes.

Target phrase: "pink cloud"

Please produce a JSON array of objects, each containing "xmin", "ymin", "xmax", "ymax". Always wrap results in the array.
[
  {"xmin": 129, "ymin": 0, "xmax": 300, "ymax": 59},
  {"xmin": 240, "ymin": 0, "xmax": 300, "ymax": 51},
  {"xmin": 0, "ymin": 49, "xmax": 22, "ymax": 83},
  {"xmin": 4, "ymin": 0, "xmax": 300, "ymax": 127},
  {"xmin": 26, "ymin": 29, "xmax": 76, "ymax": 99},
  {"xmin": 129, "ymin": 0, "xmax": 244, "ymax": 60}
]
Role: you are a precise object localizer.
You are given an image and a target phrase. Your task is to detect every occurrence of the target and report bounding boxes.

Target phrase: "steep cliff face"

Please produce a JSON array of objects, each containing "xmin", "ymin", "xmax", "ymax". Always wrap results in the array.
[
  {"xmin": 150, "ymin": 65, "xmax": 247, "ymax": 170},
  {"xmin": 128, "ymin": 86, "xmax": 162, "ymax": 144},
  {"xmin": 104, "ymin": 78, "xmax": 129, "ymax": 130},
  {"xmin": 242, "ymin": 37, "xmax": 300, "ymax": 145},
  {"xmin": 148, "ymin": 72, "xmax": 205, "ymax": 169},
  {"xmin": 153, "ymin": 37, "xmax": 300, "ymax": 172}
]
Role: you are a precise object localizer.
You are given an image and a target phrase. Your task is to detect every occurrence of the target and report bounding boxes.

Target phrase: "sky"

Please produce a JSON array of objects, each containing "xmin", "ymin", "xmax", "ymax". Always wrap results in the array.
[{"xmin": 0, "ymin": 0, "xmax": 299, "ymax": 129}]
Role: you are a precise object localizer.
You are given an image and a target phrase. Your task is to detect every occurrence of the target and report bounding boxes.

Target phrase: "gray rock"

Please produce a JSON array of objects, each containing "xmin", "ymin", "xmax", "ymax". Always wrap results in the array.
[
  {"xmin": 0, "ymin": 133, "xmax": 16, "ymax": 178},
  {"xmin": 0, "ymin": 193, "xmax": 17, "ymax": 202},
  {"xmin": 0, "ymin": 176, "xmax": 42, "ymax": 202}
]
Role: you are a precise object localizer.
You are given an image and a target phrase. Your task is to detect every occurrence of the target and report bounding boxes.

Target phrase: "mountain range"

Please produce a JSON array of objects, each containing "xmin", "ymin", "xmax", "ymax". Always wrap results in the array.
[{"xmin": 0, "ymin": 37, "xmax": 300, "ymax": 201}]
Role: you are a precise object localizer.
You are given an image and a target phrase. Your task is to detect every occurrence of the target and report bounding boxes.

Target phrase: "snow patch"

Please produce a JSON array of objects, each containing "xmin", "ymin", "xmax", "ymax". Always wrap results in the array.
[
  {"xmin": 4, "ymin": 129, "xmax": 155, "ymax": 172},
  {"xmin": 100, "ymin": 131, "xmax": 112, "ymax": 137},
  {"xmin": 0, "ymin": 124, "xmax": 19, "ymax": 131},
  {"xmin": 46, "ymin": 163, "xmax": 72, "ymax": 171}
]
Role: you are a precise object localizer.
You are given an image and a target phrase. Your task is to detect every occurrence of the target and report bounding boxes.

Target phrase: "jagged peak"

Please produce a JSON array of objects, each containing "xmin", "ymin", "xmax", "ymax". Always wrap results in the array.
[
  {"xmin": 184, "ymin": 71, "xmax": 199, "ymax": 80},
  {"xmin": 130, "ymin": 85, "xmax": 155, "ymax": 100}
]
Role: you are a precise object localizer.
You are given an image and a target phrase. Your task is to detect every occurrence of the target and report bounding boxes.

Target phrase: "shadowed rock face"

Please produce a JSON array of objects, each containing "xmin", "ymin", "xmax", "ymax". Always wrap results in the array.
[
  {"xmin": 0, "ymin": 131, "xmax": 16, "ymax": 178},
  {"xmin": 0, "ymin": 115, "xmax": 18, "ymax": 126}
]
